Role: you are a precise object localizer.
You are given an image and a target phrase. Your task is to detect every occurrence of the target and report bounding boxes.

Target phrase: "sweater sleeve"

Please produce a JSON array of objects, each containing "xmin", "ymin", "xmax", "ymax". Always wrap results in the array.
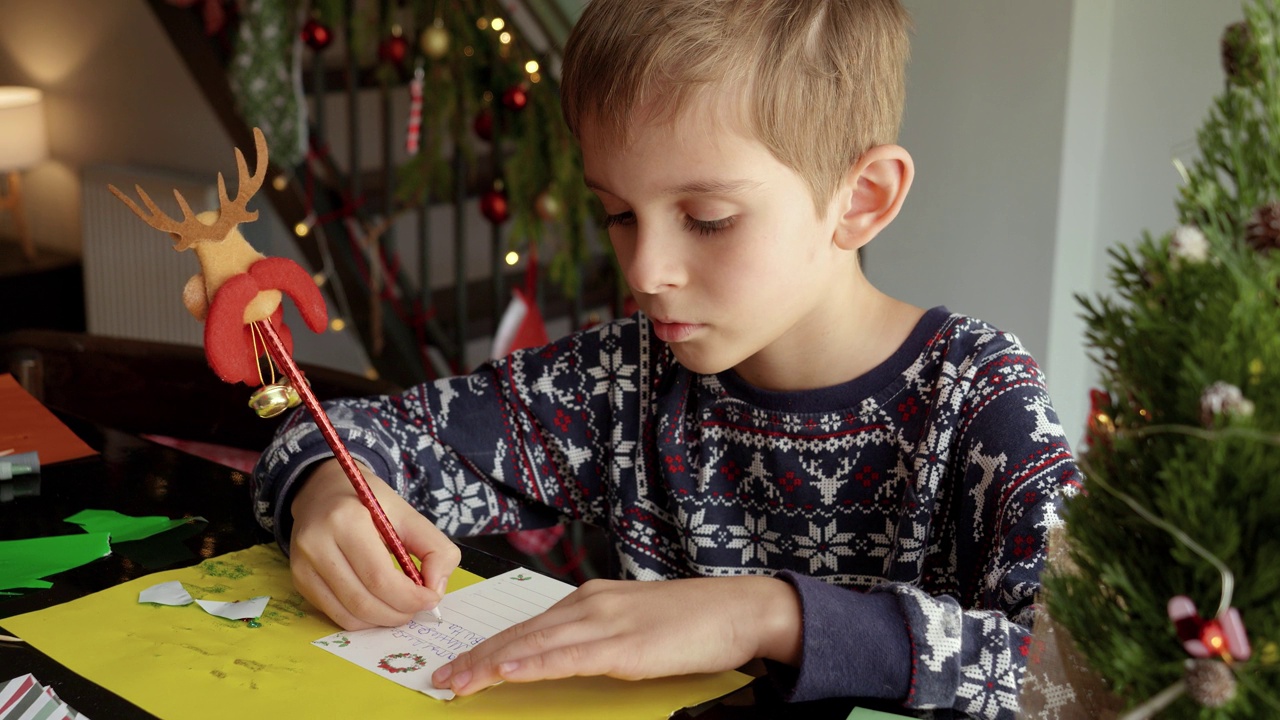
[
  {"xmin": 250, "ymin": 319, "xmax": 640, "ymax": 551},
  {"xmin": 771, "ymin": 340, "xmax": 1079, "ymax": 720}
]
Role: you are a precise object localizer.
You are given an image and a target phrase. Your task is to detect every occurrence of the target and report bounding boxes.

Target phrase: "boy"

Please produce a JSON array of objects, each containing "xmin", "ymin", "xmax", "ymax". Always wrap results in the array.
[{"xmin": 252, "ymin": 1, "xmax": 1079, "ymax": 718}]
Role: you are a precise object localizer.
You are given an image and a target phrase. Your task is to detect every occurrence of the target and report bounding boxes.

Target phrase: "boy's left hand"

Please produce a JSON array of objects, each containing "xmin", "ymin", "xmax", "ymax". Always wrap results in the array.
[{"xmin": 430, "ymin": 575, "xmax": 801, "ymax": 695}]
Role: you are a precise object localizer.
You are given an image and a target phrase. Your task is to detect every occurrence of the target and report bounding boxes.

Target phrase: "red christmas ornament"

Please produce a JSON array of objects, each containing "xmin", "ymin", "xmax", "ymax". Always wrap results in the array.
[
  {"xmin": 501, "ymin": 85, "xmax": 529, "ymax": 112},
  {"xmin": 480, "ymin": 188, "xmax": 509, "ymax": 224},
  {"xmin": 378, "ymin": 34, "xmax": 410, "ymax": 67},
  {"xmin": 301, "ymin": 18, "xmax": 333, "ymax": 51},
  {"xmin": 473, "ymin": 108, "xmax": 494, "ymax": 142}
]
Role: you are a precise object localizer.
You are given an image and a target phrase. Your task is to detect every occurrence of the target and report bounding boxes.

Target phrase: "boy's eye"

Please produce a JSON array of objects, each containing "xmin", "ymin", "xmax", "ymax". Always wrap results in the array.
[
  {"xmin": 603, "ymin": 211, "xmax": 635, "ymax": 228},
  {"xmin": 684, "ymin": 216, "xmax": 735, "ymax": 236}
]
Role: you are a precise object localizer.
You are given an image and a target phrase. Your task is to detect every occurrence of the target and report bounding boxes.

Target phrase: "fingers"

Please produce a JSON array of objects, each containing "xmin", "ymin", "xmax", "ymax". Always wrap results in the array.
[
  {"xmin": 432, "ymin": 615, "xmax": 598, "ymax": 695},
  {"xmin": 291, "ymin": 554, "xmax": 375, "ymax": 631},
  {"xmin": 432, "ymin": 598, "xmax": 622, "ymax": 695},
  {"xmin": 396, "ymin": 512, "xmax": 461, "ymax": 599},
  {"xmin": 290, "ymin": 460, "xmax": 446, "ymax": 629},
  {"xmin": 292, "ymin": 529, "xmax": 429, "ymax": 629}
]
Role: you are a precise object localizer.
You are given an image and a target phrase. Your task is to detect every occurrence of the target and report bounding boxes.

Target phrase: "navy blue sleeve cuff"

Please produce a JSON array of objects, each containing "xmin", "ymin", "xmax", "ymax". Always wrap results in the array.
[{"xmin": 766, "ymin": 571, "xmax": 912, "ymax": 703}]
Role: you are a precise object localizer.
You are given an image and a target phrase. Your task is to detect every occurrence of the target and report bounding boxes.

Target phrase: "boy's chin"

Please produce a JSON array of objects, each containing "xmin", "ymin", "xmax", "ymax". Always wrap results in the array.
[{"xmin": 666, "ymin": 344, "xmax": 736, "ymax": 377}]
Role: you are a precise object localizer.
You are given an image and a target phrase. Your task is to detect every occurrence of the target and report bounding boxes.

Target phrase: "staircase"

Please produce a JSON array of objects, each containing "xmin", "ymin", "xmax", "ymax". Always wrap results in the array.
[{"xmin": 145, "ymin": 0, "xmax": 617, "ymax": 390}]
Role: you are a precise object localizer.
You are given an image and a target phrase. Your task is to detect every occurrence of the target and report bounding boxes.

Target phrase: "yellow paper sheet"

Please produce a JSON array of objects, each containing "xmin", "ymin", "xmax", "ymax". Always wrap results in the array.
[{"xmin": 3, "ymin": 544, "xmax": 750, "ymax": 719}]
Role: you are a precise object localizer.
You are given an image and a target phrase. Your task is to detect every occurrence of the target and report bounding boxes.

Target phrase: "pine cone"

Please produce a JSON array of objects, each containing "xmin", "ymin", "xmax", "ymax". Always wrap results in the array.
[
  {"xmin": 1246, "ymin": 202, "xmax": 1280, "ymax": 254},
  {"xmin": 1221, "ymin": 21, "xmax": 1260, "ymax": 85},
  {"xmin": 1185, "ymin": 659, "xmax": 1236, "ymax": 708}
]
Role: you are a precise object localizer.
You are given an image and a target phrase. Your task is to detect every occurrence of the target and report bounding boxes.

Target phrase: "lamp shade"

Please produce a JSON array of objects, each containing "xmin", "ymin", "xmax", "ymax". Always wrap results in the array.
[{"xmin": 0, "ymin": 87, "xmax": 48, "ymax": 172}]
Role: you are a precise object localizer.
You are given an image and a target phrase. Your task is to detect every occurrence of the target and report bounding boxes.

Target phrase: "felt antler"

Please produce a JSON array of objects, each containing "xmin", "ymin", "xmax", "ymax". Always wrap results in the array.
[
  {"xmin": 108, "ymin": 128, "xmax": 327, "ymax": 390},
  {"xmin": 109, "ymin": 129, "xmax": 265, "ymax": 251}
]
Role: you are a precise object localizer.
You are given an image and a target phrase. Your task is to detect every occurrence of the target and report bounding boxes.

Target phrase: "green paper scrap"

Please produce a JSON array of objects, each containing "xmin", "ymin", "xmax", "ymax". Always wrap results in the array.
[
  {"xmin": 0, "ymin": 533, "xmax": 112, "ymax": 592},
  {"xmin": 64, "ymin": 509, "xmax": 203, "ymax": 544},
  {"xmin": 846, "ymin": 708, "xmax": 911, "ymax": 719}
]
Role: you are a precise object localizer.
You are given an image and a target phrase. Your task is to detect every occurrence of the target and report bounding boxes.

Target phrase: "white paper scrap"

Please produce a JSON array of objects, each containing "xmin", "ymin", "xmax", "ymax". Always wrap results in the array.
[
  {"xmin": 195, "ymin": 595, "xmax": 270, "ymax": 620},
  {"xmin": 313, "ymin": 569, "xmax": 575, "ymax": 700},
  {"xmin": 138, "ymin": 580, "xmax": 194, "ymax": 606}
]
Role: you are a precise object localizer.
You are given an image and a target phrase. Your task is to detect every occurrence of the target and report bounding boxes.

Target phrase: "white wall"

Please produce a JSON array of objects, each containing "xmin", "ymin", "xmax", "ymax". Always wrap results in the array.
[{"xmin": 878, "ymin": 0, "xmax": 1241, "ymax": 448}]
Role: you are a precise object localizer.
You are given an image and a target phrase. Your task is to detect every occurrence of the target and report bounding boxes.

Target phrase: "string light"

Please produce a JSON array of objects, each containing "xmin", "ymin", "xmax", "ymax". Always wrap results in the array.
[
  {"xmin": 476, "ymin": 17, "xmax": 488, "ymax": 30},
  {"xmin": 491, "ymin": 17, "xmax": 505, "ymax": 31},
  {"xmin": 294, "ymin": 213, "xmax": 316, "ymax": 237},
  {"xmin": 312, "ymin": 272, "xmax": 327, "ymax": 287},
  {"xmin": 364, "ymin": 367, "xmax": 380, "ymax": 381},
  {"xmin": 530, "ymin": 72, "xmax": 541, "ymax": 84},
  {"xmin": 482, "ymin": 90, "xmax": 494, "ymax": 103},
  {"xmin": 505, "ymin": 251, "xmax": 519, "ymax": 265},
  {"xmin": 330, "ymin": 318, "xmax": 346, "ymax": 332},
  {"xmin": 464, "ymin": 46, "xmax": 474, "ymax": 57},
  {"xmin": 499, "ymin": 31, "xmax": 512, "ymax": 44},
  {"xmin": 271, "ymin": 174, "xmax": 289, "ymax": 191},
  {"xmin": 524, "ymin": 60, "xmax": 540, "ymax": 74}
]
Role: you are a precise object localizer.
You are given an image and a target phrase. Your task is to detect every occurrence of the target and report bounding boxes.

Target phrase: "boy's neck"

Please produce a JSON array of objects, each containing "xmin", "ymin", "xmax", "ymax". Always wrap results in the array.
[{"xmin": 731, "ymin": 278, "xmax": 925, "ymax": 393}]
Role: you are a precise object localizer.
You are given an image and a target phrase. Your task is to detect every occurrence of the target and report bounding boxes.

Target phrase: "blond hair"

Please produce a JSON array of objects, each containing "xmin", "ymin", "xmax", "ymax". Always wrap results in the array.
[{"xmin": 560, "ymin": 0, "xmax": 911, "ymax": 214}]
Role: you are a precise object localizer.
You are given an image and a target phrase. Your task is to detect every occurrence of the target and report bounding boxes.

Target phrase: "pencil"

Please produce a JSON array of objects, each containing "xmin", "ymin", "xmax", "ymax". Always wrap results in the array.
[{"xmin": 256, "ymin": 320, "xmax": 432, "ymax": 601}]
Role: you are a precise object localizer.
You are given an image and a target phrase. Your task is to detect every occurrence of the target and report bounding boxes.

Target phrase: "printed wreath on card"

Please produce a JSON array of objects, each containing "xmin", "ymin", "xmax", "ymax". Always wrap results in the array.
[{"xmin": 377, "ymin": 652, "xmax": 428, "ymax": 674}]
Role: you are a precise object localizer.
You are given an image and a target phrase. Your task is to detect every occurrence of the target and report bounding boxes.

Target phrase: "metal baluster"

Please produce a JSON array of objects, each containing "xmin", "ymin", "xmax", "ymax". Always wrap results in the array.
[{"xmin": 345, "ymin": 2, "xmax": 360, "ymax": 202}]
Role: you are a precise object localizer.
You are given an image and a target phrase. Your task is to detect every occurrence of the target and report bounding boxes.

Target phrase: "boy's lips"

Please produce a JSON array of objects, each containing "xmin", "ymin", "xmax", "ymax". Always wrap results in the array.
[{"xmin": 651, "ymin": 318, "xmax": 702, "ymax": 343}]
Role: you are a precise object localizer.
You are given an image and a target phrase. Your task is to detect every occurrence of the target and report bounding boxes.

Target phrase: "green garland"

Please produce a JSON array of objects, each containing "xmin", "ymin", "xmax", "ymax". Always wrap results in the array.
[
  {"xmin": 314, "ymin": 0, "xmax": 602, "ymax": 297},
  {"xmin": 1045, "ymin": 2, "xmax": 1280, "ymax": 716}
]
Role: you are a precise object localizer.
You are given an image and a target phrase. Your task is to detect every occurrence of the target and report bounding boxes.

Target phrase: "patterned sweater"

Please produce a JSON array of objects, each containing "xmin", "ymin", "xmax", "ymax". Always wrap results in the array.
[{"xmin": 252, "ymin": 307, "xmax": 1080, "ymax": 719}]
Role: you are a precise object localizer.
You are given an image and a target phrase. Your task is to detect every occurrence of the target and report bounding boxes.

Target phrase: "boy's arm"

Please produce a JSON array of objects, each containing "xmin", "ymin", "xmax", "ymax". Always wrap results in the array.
[
  {"xmin": 770, "ymin": 343, "xmax": 1079, "ymax": 720},
  {"xmin": 251, "ymin": 322, "xmax": 632, "ymax": 551}
]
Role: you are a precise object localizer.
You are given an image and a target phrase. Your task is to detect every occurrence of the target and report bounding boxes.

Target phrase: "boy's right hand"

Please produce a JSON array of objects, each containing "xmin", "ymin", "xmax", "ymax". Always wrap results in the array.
[{"xmin": 288, "ymin": 458, "xmax": 461, "ymax": 631}]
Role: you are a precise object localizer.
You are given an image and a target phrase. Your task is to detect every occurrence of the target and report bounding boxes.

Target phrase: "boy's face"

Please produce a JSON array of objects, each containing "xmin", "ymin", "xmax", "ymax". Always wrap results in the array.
[{"xmin": 580, "ymin": 97, "xmax": 862, "ymax": 389}]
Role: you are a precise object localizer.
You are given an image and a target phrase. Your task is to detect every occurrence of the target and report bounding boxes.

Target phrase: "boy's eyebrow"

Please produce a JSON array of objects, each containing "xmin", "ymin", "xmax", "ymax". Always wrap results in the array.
[
  {"xmin": 583, "ymin": 177, "xmax": 762, "ymax": 197},
  {"xmin": 662, "ymin": 179, "xmax": 762, "ymax": 197}
]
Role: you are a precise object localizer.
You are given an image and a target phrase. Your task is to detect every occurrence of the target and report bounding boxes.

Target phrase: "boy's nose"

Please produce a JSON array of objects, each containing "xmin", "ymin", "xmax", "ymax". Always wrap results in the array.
[{"xmin": 622, "ymin": 227, "xmax": 685, "ymax": 295}]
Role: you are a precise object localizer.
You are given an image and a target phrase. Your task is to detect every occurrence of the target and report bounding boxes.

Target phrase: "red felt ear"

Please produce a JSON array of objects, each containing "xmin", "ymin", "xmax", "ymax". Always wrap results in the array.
[
  {"xmin": 205, "ymin": 273, "xmax": 263, "ymax": 384},
  {"xmin": 249, "ymin": 257, "xmax": 328, "ymax": 333}
]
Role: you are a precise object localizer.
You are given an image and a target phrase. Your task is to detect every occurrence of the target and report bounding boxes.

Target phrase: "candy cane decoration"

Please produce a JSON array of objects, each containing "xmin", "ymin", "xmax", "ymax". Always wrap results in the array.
[{"xmin": 406, "ymin": 65, "xmax": 423, "ymax": 154}]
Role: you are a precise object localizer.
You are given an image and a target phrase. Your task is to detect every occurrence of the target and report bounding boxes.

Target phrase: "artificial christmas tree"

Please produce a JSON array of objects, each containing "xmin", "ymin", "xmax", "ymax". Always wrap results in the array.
[{"xmin": 1043, "ymin": 2, "xmax": 1280, "ymax": 717}]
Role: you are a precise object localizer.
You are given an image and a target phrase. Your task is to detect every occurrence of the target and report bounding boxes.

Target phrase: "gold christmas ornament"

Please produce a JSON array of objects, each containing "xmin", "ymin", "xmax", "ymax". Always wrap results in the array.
[
  {"xmin": 420, "ymin": 21, "xmax": 450, "ymax": 59},
  {"xmin": 249, "ymin": 383, "xmax": 293, "ymax": 418},
  {"xmin": 534, "ymin": 191, "xmax": 563, "ymax": 221}
]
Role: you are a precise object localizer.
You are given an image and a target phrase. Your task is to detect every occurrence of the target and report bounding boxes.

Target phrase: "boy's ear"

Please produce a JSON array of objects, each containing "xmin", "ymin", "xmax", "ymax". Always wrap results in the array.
[{"xmin": 833, "ymin": 145, "xmax": 914, "ymax": 251}]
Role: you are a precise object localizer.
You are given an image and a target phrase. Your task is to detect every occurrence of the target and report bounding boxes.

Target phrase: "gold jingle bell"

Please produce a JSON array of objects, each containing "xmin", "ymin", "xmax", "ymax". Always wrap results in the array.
[
  {"xmin": 249, "ymin": 383, "xmax": 293, "ymax": 418},
  {"xmin": 284, "ymin": 381, "xmax": 302, "ymax": 408}
]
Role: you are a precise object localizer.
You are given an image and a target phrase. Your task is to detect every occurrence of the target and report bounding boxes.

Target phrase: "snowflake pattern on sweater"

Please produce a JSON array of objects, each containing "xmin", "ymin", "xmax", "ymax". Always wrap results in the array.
[{"xmin": 253, "ymin": 307, "xmax": 1079, "ymax": 719}]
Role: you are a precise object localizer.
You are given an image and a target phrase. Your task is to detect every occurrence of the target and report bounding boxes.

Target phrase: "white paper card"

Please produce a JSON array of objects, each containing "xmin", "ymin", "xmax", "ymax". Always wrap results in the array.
[
  {"xmin": 313, "ymin": 569, "xmax": 575, "ymax": 700},
  {"xmin": 138, "ymin": 580, "xmax": 194, "ymax": 606},
  {"xmin": 194, "ymin": 595, "xmax": 270, "ymax": 620}
]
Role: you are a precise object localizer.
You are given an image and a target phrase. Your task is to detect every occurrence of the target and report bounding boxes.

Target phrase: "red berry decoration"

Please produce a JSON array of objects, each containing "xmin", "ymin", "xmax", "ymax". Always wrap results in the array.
[
  {"xmin": 378, "ymin": 35, "xmax": 410, "ymax": 67},
  {"xmin": 480, "ymin": 188, "xmax": 509, "ymax": 224},
  {"xmin": 473, "ymin": 108, "xmax": 494, "ymax": 142},
  {"xmin": 501, "ymin": 85, "xmax": 529, "ymax": 112},
  {"xmin": 301, "ymin": 18, "xmax": 333, "ymax": 51}
]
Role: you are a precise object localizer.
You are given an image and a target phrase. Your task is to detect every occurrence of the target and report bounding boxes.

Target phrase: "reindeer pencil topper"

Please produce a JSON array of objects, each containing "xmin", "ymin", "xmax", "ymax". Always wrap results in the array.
[
  {"xmin": 108, "ymin": 128, "xmax": 328, "ymax": 417},
  {"xmin": 109, "ymin": 128, "xmax": 428, "ymax": 593}
]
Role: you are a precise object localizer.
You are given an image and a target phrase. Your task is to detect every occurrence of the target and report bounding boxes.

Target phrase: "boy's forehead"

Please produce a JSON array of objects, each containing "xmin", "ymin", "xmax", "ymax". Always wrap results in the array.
[{"xmin": 580, "ymin": 86, "xmax": 754, "ymax": 157}]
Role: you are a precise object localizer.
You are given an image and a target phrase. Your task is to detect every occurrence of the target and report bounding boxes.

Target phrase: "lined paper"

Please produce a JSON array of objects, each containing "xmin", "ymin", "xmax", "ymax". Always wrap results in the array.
[{"xmin": 312, "ymin": 569, "xmax": 575, "ymax": 700}]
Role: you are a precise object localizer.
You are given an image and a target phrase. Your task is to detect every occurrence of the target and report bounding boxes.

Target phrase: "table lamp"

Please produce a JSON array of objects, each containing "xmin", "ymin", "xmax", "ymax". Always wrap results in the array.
[{"xmin": 0, "ymin": 86, "xmax": 48, "ymax": 261}]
